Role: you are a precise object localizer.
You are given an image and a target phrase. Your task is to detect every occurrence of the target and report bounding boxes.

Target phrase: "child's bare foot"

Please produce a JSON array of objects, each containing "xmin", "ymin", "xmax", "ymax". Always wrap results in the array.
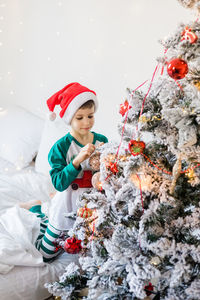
[{"xmin": 19, "ymin": 199, "xmax": 42, "ymax": 210}]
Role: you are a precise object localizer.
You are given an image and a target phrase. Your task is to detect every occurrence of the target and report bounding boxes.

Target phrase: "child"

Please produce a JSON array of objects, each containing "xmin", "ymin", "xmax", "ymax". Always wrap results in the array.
[{"xmin": 21, "ymin": 82, "xmax": 108, "ymax": 262}]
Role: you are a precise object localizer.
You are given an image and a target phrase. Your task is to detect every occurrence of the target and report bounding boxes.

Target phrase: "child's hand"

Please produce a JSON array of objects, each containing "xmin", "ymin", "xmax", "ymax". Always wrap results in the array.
[{"xmin": 73, "ymin": 143, "xmax": 95, "ymax": 169}]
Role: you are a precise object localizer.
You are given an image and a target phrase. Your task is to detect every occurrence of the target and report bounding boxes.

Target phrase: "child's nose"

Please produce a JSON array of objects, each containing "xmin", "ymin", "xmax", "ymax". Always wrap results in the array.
[{"xmin": 84, "ymin": 118, "xmax": 91, "ymax": 125}]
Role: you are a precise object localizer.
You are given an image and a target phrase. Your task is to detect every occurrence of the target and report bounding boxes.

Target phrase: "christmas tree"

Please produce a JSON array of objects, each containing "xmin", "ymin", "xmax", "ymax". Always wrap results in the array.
[{"xmin": 45, "ymin": 2, "xmax": 200, "ymax": 300}]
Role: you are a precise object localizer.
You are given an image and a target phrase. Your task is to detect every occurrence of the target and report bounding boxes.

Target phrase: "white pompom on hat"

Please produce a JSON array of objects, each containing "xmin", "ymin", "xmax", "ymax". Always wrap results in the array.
[{"xmin": 47, "ymin": 82, "xmax": 98, "ymax": 124}]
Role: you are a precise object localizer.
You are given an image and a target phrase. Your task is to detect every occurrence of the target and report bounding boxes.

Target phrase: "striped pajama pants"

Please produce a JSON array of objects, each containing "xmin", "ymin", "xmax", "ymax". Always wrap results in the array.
[{"xmin": 30, "ymin": 205, "xmax": 64, "ymax": 262}]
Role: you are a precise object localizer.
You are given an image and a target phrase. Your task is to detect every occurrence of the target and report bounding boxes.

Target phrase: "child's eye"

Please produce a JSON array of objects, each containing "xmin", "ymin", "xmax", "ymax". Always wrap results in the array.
[
  {"xmin": 88, "ymin": 116, "xmax": 94, "ymax": 119},
  {"xmin": 76, "ymin": 117, "xmax": 82, "ymax": 120}
]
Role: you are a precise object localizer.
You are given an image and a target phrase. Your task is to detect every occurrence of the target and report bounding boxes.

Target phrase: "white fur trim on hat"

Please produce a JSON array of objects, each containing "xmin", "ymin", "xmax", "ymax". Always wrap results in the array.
[{"xmin": 62, "ymin": 91, "xmax": 98, "ymax": 125}]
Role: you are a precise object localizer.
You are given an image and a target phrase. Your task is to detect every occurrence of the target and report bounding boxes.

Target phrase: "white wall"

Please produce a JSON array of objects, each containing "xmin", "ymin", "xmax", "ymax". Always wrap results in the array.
[{"xmin": 0, "ymin": 0, "xmax": 193, "ymax": 142}]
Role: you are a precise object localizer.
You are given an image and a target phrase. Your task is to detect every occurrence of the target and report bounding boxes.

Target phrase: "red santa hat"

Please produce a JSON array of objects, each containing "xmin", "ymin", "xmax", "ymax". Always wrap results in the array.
[{"xmin": 47, "ymin": 82, "xmax": 98, "ymax": 124}]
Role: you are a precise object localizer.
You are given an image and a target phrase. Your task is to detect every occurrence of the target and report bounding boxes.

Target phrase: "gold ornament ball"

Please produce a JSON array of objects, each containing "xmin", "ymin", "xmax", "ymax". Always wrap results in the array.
[{"xmin": 194, "ymin": 81, "xmax": 200, "ymax": 91}]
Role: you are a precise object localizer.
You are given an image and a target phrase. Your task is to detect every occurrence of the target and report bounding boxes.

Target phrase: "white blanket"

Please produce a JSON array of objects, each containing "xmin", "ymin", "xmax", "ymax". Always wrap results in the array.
[
  {"xmin": 0, "ymin": 206, "xmax": 44, "ymax": 274},
  {"xmin": 0, "ymin": 161, "xmax": 51, "ymax": 274},
  {"xmin": 0, "ymin": 160, "xmax": 78, "ymax": 299}
]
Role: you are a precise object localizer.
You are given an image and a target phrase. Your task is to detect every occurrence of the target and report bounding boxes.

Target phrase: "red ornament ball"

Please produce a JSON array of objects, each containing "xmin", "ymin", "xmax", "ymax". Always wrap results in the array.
[
  {"xmin": 64, "ymin": 236, "xmax": 82, "ymax": 254},
  {"xmin": 167, "ymin": 58, "xmax": 188, "ymax": 80}
]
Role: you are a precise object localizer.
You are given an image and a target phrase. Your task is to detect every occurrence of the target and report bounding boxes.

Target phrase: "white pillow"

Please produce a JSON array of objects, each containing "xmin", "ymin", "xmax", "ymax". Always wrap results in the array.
[
  {"xmin": 35, "ymin": 118, "xmax": 69, "ymax": 176},
  {"xmin": 0, "ymin": 104, "xmax": 44, "ymax": 168}
]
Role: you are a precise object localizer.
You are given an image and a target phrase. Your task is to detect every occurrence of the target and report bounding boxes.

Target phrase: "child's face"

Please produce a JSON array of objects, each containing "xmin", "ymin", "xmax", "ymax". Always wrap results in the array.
[{"xmin": 70, "ymin": 106, "xmax": 95, "ymax": 135}]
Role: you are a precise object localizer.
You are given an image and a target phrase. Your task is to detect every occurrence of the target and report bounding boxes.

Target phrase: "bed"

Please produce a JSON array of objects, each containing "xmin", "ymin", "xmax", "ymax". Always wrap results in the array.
[{"xmin": 0, "ymin": 105, "xmax": 76, "ymax": 300}]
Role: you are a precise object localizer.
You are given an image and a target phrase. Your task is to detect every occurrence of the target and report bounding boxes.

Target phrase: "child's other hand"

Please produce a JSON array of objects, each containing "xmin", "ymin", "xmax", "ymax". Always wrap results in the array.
[{"xmin": 73, "ymin": 143, "xmax": 95, "ymax": 169}]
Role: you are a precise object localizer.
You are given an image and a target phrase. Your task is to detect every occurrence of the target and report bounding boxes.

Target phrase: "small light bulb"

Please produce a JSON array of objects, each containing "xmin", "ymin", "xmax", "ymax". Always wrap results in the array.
[{"xmin": 5, "ymin": 167, "xmax": 8, "ymax": 172}]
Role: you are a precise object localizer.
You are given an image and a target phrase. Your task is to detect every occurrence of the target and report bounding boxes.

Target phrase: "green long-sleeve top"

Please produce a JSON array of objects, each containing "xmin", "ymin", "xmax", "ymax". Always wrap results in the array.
[{"xmin": 48, "ymin": 131, "xmax": 108, "ymax": 192}]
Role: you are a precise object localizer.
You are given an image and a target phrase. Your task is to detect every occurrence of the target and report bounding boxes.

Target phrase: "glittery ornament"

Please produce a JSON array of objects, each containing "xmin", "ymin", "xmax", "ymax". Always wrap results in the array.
[
  {"xmin": 167, "ymin": 58, "xmax": 188, "ymax": 80},
  {"xmin": 178, "ymin": 0, "xmax": 197, "ymax": 9},
  {"xmin": 119, "ymin": 100, "xmax": 132, "ymax": 116},
  {"xmin": 89, "ymin": 152, "xmax": 100, "ymax": 171},
  {"xmin": 129, "ymin": 140, "xmax": 145, "ymax": 156},
  {"xmin": 64, "ymin": 236, "xmax": 82, "ymax": 254},
  {"xmin": 77, "ymin": 205, "xmax": 93, "ymax": 218}
]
